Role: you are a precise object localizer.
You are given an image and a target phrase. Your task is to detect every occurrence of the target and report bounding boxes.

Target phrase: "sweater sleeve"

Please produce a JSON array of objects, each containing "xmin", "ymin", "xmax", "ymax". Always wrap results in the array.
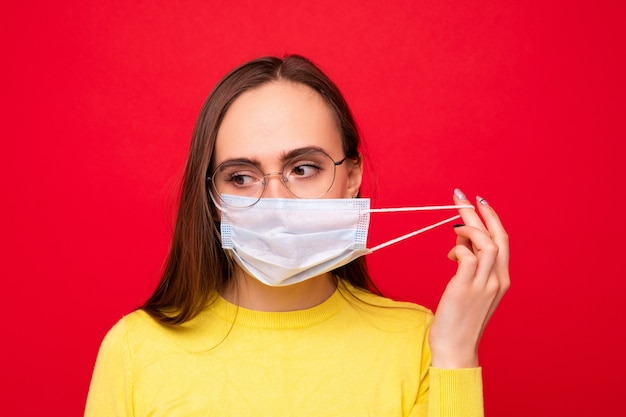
[
  {"xmin": 427, "ymin": 367, "xmax": 484, "ymax": 417},
  {"xmin": 84, "ymin": 318, "xmax": 135, "ymax": 417},
  {"xmin": 410, "ymin": 312, "xmax": 485, "ymax": 417}
]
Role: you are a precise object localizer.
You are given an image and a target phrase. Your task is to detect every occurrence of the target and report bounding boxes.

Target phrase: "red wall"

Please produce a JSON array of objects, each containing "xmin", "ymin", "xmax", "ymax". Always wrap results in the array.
[{"xmin": 2, "ymin": 1, "xmax": 624, "ymax": 415}]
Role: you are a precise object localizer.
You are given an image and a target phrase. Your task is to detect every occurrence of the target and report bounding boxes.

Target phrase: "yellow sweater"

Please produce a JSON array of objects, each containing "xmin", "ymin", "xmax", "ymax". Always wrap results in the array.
[{"xmin": 85, "ymin": 284, "xmax": 483, "ymax": 416}]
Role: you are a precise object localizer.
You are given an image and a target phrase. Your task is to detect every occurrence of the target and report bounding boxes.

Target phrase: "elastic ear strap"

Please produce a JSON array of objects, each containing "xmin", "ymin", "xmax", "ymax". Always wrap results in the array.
[
  {"xmin": 368, "ymin": 214, "xmax": 462, "ymax": 252},
  {"xmin": 368, "ymin": 204, "xmax": 474, "ymax": 213}
]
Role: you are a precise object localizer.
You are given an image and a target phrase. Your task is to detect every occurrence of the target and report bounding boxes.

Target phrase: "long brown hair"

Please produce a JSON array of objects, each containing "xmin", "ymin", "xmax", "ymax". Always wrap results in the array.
[{"xmin": 142, "ymin": 55, "xmax": 377, "ymax": 325}]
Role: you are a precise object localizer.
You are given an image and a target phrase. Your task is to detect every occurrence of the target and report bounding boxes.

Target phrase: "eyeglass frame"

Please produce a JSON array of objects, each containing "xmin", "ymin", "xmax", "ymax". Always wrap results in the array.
[{"xmin": 206, "ymin": 148, "xmax": 349, "ymax": 207}]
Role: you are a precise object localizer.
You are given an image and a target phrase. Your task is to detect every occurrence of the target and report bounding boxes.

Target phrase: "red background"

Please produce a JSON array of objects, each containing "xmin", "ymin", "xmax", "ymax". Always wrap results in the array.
[{"xmin": 2, "ymin": 1, "xmax": 624, "ymax": 415}]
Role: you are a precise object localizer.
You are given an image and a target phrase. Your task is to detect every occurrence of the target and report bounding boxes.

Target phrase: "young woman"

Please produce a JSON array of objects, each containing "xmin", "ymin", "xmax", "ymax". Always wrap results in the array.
[{"xmin": 85, "ymin": 55, "xmax": 509, "ymax": 416}]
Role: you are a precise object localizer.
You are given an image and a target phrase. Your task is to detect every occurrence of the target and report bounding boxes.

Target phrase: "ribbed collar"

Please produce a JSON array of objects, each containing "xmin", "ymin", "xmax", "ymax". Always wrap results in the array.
[{"xmin": 209, "ymin": 288, "xmax": 345, "ymax": 330}]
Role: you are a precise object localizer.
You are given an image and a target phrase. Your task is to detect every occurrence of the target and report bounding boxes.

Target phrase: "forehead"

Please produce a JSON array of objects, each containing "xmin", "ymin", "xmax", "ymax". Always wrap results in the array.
[{"xmin": 214, "ymin": 81, "xmax": 343, "ymax": 165}]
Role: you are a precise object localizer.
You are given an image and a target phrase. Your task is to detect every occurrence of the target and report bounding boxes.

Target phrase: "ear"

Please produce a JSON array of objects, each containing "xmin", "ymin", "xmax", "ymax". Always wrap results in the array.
[{"xmin": 344, "ymin": 155, "xmax": 363, "ymax": 198}]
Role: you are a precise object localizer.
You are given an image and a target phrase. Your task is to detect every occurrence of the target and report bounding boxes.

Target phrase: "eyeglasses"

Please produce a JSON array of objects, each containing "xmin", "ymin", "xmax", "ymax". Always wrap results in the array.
[{"xmin": 207, "ymin": 149, "xmax": 348, "ymax": 208}]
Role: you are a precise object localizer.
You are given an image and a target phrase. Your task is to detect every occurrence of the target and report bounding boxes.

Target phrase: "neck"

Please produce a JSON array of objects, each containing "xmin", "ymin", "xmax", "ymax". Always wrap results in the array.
[{"xmin": 221, "ymin": 268, "xmax": 337, "ymax": 312}]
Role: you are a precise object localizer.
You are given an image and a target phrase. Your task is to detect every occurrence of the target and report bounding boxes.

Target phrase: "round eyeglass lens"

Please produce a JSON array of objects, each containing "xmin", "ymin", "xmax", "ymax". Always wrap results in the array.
[
  {"xmin": 281, "ymin": 150, "xmax": 338, "ymax": 198},
  {"xmin": 210, "ymin": 162, "xmax": 265, "ymax": 207}
]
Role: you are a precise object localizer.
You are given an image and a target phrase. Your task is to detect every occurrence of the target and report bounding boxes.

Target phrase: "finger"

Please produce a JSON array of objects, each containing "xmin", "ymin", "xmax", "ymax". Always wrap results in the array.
[
  {"xmin": 453, "ymin": 224, "xmax": 472, "ymax": 252},
  {"xmin": 453, "ymin": 225, "xmax": 499, "ymax": 284},
  {"xmin": 448, "ymin": 242, "xmax": 502, "ymax": 339},
  {"xmin": 447, "ymin": 244, "xmax": 478, "ymax": 284},
  {"xmin": 453, "ymin": 188, "xmax": 488, "ymax": 233},
  {"xmin": 485, "ymin": 278, "xmax": 508, "ymax": 326},
  {"xmin": 475, "ymin": 196, "xmax": 510, "ymax": 268},
  {"xmin": 474, "ymin": 197, "xmax": 510, "ymax": 300},
  {"xmin": 473, "ymin": 198, "xmax": 511, "ymax": 322}
]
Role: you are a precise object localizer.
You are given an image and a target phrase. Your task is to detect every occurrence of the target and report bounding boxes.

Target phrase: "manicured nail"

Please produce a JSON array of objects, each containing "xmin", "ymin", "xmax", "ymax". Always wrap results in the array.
[
  {"xmin": 454, "ymin": 188, "xmax": 467, "ymax": 200},
  {"xmin": 453, "ymin": 224, "xmax": 465, "ymax": 228},
  {"xmin": 476, "ymin": 195, "xmax": 489, "ymax": 205}
]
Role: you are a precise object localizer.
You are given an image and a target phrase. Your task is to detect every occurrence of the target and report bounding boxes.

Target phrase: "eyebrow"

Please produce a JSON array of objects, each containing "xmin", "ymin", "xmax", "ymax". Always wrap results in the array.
[
  {"xmin": 215, "ymin": 146, "xmax": 330, "ymax": 167},
  {"xmin": 282, "ymin": 146, "xmax": 328, "ymax": 160}
]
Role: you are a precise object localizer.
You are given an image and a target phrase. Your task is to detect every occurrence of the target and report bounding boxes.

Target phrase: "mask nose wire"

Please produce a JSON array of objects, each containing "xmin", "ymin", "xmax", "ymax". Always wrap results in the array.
[{"xmin": 366, "ymin": 204, "xmax": 474, "ymax": 253}]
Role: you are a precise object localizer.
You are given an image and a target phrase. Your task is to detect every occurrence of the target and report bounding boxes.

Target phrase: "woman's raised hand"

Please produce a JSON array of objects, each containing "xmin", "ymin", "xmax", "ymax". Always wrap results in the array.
[{"xmin": 428, "ymin": 188, "xmax": 510, "ymax": 369}]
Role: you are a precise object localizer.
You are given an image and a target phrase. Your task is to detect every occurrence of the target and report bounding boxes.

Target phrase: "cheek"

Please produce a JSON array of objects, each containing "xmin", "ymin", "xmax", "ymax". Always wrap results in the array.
[{"xmin": 325, "ymin": 172, "xmax": 351, "ymax": 199}]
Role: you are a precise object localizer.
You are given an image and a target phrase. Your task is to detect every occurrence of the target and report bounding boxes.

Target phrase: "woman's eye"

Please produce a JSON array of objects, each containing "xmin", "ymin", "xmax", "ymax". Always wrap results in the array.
[
  {"xmin": 226, "ymin": 172, "xmax": 257, "ymax": 187},
  {"xmin": 231, "ymin": 175, "xmax": 251, "ymax": 186},
  {"xmin": 290, "ymin": 163, "xmax": 320, "ymax": 177}
]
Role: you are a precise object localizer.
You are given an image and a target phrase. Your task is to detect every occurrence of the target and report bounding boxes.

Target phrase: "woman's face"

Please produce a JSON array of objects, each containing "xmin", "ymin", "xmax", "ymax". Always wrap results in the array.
[{"xmin": 213, "ymin": 81, "xmax": 362, "ymax": 200}]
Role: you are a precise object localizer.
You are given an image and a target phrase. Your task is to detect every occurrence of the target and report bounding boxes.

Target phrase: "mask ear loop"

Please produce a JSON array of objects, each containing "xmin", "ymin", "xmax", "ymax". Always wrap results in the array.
[
  {"xmin": 367, "ymin": 204, "xmax": 474, "ymax": 252},
  {"xmin": 368, "ymin": 204, "xmax": 474, "ymax": 213}
]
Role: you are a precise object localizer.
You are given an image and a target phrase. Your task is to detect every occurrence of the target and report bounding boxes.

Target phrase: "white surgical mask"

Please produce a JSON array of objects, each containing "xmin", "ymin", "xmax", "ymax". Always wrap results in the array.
[{"xmin": 217, "ymin": 194, "xmax": 473, "ymax": 287}]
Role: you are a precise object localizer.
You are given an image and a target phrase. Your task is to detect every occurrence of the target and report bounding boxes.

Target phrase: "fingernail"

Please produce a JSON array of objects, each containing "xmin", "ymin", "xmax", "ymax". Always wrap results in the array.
[
  {"xmin": 454, "ymin": 188, "xmax": 467, "ymax": 200},
  {"xmin": 476, "ymin": 195, "xmax": 489, "ymax": 205},
  {"xmin": 453, "ymin": 224, "xmax": 465, "ymax": 228}
]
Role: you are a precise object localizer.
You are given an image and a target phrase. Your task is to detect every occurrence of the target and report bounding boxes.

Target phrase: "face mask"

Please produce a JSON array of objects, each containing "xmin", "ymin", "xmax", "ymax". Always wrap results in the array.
[{"xmin": 216, "ymin": 194, "xmax": 473, "ymax": 287}]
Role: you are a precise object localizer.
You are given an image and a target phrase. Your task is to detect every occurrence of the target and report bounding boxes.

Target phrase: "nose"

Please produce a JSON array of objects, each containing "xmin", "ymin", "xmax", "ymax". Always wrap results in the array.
[{"xmin": 262, "ymin": 172, "xmax": 293, "ymax": 199}]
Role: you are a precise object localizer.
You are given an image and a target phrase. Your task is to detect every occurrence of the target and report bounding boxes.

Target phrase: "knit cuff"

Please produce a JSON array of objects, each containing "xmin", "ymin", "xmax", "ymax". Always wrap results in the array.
[{"xmin": 428, "ymin": 367, "xmax": 484, "ymax": 417}]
